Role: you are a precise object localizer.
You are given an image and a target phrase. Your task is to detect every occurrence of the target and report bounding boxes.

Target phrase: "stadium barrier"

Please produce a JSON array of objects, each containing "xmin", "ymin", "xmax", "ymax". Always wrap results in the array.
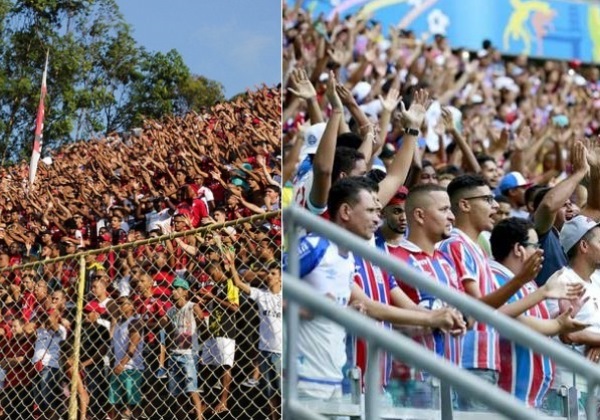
[
  {"xmin": 283, "ymin": 206, "xmax": 600, "ymax": 420},
  {"xmin": 0, "ymin": 211, "xmax": 281, "ymax": 420}
]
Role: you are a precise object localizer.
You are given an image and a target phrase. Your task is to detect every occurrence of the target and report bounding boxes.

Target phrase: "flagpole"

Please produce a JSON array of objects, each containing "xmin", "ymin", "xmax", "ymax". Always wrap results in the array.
[{"xmin": 28, "ymin": 49, "xmax": 49, "ymax": 188}]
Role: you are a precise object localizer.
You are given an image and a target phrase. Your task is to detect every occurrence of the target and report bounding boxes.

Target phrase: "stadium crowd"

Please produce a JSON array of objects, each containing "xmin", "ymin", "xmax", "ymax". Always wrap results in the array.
[
  {"xmin": 283, "ymin": 2, "xmax": 600, "ymax": 417},
  {"xmin": 0, "ymin": 86, "xmax": 282, "ymax": 420}
]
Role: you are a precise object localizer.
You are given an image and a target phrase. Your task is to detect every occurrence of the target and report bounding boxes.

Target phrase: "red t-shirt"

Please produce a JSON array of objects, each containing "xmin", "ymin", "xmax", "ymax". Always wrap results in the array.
[{"xmin": 1, "ymin": 328, "xmax": 35, "ymax": 388}]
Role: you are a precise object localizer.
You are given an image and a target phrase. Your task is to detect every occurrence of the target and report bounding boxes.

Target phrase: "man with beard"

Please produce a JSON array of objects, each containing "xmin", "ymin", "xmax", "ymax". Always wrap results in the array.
[
  {"xmin": 375, "ymin": 187, "xmax": 408, "ymax": 249},
  {"xmin": 532, "ymin": 141, "xmax": 587, "ymax": 286}
]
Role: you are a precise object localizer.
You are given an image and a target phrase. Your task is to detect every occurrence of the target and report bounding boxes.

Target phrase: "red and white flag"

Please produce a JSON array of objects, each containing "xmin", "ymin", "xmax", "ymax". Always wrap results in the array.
[{"xmin": 29, "ymin": 51, "xmax": 49, "ymax": 187}]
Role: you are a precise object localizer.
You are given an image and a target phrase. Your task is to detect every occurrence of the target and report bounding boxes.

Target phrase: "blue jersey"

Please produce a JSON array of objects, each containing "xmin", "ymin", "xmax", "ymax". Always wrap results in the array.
[{"xmin": 284, "ymin": 234, "xmax": 354, "ymax": 386}]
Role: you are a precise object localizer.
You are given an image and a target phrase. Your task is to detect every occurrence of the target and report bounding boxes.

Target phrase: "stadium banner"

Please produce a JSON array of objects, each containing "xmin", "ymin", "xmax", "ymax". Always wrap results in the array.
[{"xmin": 294, "ymin": 0, "xmax": 600, "ymax": 63}]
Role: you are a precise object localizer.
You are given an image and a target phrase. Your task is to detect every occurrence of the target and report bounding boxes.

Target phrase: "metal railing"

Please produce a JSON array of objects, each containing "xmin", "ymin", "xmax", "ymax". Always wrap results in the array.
[{"xmin": 283, "ymin": 205, "xmax": 600, "ymax": 420}]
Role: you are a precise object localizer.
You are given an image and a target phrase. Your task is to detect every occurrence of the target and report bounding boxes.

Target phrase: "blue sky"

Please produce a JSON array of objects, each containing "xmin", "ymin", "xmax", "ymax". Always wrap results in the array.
[{"xmin": 115, "ymin": 0, "xmax": 281, "ymax": 98}]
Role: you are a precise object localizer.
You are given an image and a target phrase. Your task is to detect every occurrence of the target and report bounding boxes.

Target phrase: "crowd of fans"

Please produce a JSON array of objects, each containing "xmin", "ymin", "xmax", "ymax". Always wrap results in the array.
[
  {"xmin": 0, "ymin": 86, "xmax": 282, "ymax": 419},
  {"xmin": 283, "ymin": 2, "xmax": 600, "ymax": 417}
]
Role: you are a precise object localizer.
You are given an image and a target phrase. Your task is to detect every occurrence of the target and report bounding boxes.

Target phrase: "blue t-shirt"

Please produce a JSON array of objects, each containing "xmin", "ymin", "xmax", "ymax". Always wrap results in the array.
[{"xmin": 535, "ymin": 227, "xmax": 567, "ymax": 286}]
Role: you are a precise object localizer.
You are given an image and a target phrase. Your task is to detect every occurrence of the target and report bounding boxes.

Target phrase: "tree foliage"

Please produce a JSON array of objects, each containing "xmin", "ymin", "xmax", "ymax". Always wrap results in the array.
[{"xmin": 0, "ymin": 0, "xmax": 225, "ymax": 163}]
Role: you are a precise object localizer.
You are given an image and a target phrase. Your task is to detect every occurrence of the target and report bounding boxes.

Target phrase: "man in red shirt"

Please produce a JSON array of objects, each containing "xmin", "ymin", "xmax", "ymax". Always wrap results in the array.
[
  {"xmin": 172, "ymin": 185, "xmax": 209, "ymax": 228},
  {"xmin": 0, "ymin": 318, "xmax": 35, "ymax": 419}
]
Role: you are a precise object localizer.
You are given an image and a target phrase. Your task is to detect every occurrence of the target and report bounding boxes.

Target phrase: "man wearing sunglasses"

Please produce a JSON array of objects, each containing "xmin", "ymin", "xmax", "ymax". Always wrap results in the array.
[{"xmin": 439, "ymin": 174, "xmax": 545, "ymax": 411}]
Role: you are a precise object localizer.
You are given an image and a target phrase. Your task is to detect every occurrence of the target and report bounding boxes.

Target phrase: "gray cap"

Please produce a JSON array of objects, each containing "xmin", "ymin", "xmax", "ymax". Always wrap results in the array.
[{"xmin": 559, "ymin": 215, "xmax": 600, "ymax": 254}]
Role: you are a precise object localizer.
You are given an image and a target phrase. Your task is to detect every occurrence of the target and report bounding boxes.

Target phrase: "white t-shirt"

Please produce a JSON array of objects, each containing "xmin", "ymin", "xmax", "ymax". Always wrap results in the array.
[
  {"xmin": 197, "ymin": 186, "xmax": 214, "ymax": 209},
  {"xmin": 33, "ymin": 326, "xmax": 67, "ymax": 369},
  {"xmin": 547, "ymin": 267, "xmax": 600, "ymax": 389},
  {"xmin": 113, "ymin": 316, "xmax": 144, "ymax": 370},
  {"xmin": 145, "ymin": 208, "xmax": 172, "ymax": 233},
  {"xmin": 167, "ymin": 301, "xmax": 199, "ymax": 355},
  {"xmin": 249, "ymin": 288, "xmax": 282, "ymax": 353},
  {"xmin": 294, "ymin": 235, "xmax": 354, "ymax": 385}
]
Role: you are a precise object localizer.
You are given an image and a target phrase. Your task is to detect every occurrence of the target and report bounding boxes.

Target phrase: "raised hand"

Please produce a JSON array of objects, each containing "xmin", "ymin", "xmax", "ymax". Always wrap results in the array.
[
  {"xmin": 399, "ymin": 89, "xmax": 429, "ymax": 129},
  {"xmin": 556, "ymin": 307, "xmax": 590, "ymax": 334},
  {"xmin": 585, "ymin": 136, "xmax": 600, "ymax": 168},
  {"xmin": 439, "ymin": 107, "xmax": 455, "ymax": 133},
  {"xmin": 327, "ymin": 48, "xmax": 347, "ymax": 67},
  {"xmin": 335, "ymin": 83, "xmax": 356, "ymax": 108},
  {"xmin": 516, "ymin": 249, "xmax": 544, "ymax": 285},
  {"xmin": 288, "ymin": 68, "xmax": 317, "ymax": 100},
  {"xmin": 363, "ymin": 47, "xmax": 377, "ymax": 63},
  {"xmin": 378, "ymin": 87, "xmax": 402, "ymax": 113},
  {"xmin": 513, "ymin": 126, "xmax": 532, "ymax": 152},
  {"xmin": 325, "ymin": 71, "xmax": 343, "ymax": 111},
  {"xmin": 571, "ymin": 140, "xmax": 590, "ymax": 174}
]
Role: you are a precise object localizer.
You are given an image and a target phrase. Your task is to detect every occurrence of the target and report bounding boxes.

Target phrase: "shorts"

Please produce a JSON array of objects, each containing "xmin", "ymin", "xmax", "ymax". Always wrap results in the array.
[
  {"xmin": 109, "ymin": 370, "xmax": 143, "ymax": 406},
  {"xmin": 35, "ymin": 366, "xmax": 63, "ymax": 411},
  {"xmin": 168, "ymin": 353, "xmax": 199, "ymax": 397},
  {"xmin": 259, "ymin": 351, "xmax": 281, "ymax": 398},
  {"xmin": 201, "ymin": 338, "xmax": 235, "ymax": 367}
]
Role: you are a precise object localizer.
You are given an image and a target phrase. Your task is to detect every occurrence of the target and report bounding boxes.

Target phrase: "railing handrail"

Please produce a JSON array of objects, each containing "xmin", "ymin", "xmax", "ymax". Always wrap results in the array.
[
  {"xmin": 283, "ymin": 206, "xmax": 600, "ymax": 384},
  {"xmin": 1, "ymin": 210, "xmax": 281, "ymax": 271},
  {"xmin": 283, "ymin": 273, "xmax": 539, "ymax": 419}
]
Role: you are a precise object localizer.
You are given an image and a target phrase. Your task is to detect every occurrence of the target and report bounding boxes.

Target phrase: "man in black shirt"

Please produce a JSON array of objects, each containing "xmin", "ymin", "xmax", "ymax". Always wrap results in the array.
[
  {"xmin": 80, "ymin": 302, "xmax": 111, "ymax": 420},
  {"xmin": 201, "ymin": 261, "xmax": 240, "ymax": 414}
]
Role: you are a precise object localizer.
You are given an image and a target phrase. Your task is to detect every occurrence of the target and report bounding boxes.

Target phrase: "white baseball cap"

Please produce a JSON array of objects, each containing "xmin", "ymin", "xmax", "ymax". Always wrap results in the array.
[{"xmin": 301, "ymin": 122, "xmax": 327, "ymax": 157}]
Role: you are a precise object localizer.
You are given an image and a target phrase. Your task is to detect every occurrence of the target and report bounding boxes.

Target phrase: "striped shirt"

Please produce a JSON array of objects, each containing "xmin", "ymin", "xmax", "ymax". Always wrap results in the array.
[
  {"xmin": 438, "ymin": 228, "xmax": 500, "ymax": 371},
  {"xmin": 490, "ymin": 260, "xmax": 554, "ymax": 408},
  {"xmin": 350, "ymin": 254, "xmax": 395, "ymax": 387},
  {"xmin": 383, "ymin": 237, "xmax": 461, "ymax": 365}
]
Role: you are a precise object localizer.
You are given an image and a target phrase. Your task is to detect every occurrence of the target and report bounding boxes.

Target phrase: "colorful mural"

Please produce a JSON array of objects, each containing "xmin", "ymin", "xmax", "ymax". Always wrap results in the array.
[{"xmin": 297, "ymin": 0, "xmax": 600, "ymax": 63}]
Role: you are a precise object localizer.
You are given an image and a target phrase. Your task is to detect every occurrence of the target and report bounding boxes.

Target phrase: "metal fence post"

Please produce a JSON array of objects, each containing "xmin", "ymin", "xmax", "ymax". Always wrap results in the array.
[
  {"xmin": 588, "ymin": 381, "xmax": 597, "ymax": 420},
  {"xmin": 364, "ymin": 342, "xmax": 381, "ymax": 420},
  {"xmin": 440, "ymin": 380, "xmax": 454, "ymax": 420},
  {"xmin": 68, "ymin": 255, "xmax": 87, "ymax": 420},
  {"xmin": 566, "ymin": 386, "xmax": 579, "ymax": 420},
  {"xmin": 284, "ymin": 213, "xmax": 300, "ymax": 414}
]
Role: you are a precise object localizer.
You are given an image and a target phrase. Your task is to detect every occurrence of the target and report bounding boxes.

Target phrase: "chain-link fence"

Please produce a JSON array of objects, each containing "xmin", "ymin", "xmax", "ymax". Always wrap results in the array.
[{"xmin": 0, "ymin": 211, "xmax": 282, "ymax": 420}]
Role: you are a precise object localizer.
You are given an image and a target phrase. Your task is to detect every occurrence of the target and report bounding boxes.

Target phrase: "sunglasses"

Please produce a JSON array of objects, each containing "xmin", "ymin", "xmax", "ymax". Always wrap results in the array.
[{"xmin": 463, "ymin": 194, "xmax": 495, "ymax": 205}]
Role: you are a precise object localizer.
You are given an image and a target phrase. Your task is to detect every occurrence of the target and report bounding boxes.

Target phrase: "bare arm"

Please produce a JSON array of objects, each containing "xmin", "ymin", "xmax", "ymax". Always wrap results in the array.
[
  {"xmin": 378, "ymin": 89, "xmax": 429, "ymax": 206},
  {"xmin": 308, "ymin": 72, "xmax": 344, "ymax": 211},
  {"xmin": 535, "ymin": 141, "xmax": 588, "ymax": 235}
]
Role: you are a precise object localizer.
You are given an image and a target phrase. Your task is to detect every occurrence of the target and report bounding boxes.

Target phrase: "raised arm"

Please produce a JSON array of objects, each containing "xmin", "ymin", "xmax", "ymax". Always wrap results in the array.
[
  {"xmin": 535, "ymin": 140, "xmax": 588, "ymax": 235},
  {"xmin": 307, "ymin": 72, "xmax": 344, "ymax": 212},
  {"xmin": 224, "ymin": 249, "xmax": 250, "ymax": 295},
  {"xmin": 377, "ymin": 89, "xmax": 429, "ymax": 206}
]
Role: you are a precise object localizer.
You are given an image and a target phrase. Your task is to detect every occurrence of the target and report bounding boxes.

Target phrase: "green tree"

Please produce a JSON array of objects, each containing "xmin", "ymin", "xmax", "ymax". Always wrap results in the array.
[
  {"xmin": 0, "ymin": 0, "xmax": 224, "ymax": 163},
  {"xmin": 124, "ymin": 50, "xmax": 225, "ymax": 127}
]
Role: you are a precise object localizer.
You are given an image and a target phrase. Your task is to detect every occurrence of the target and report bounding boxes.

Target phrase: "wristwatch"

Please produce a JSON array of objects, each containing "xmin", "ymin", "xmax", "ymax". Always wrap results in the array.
[{"xmin": 404, "ymin": 127, "xmax": 420, "ymax": 136}]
